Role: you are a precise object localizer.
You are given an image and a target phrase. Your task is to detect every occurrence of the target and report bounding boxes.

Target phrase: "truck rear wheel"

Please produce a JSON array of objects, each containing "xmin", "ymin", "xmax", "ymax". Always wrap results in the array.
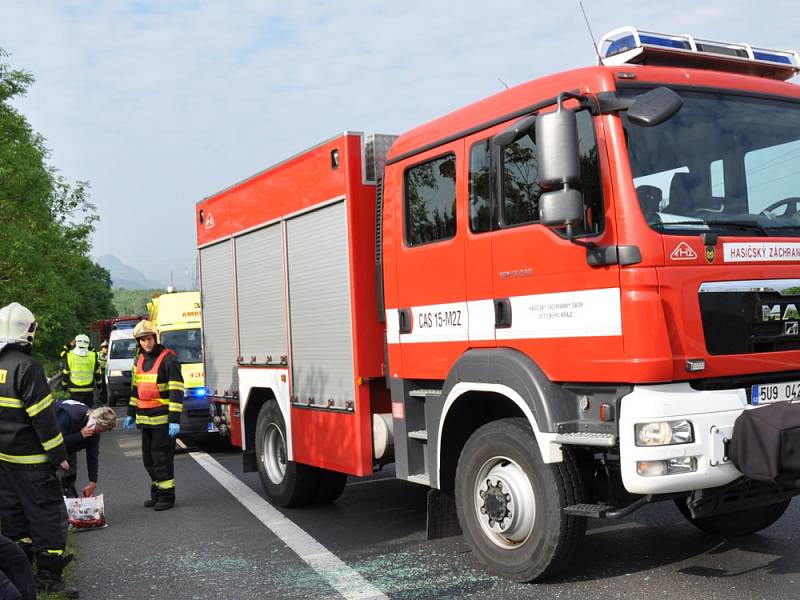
[
  {"xmin": 255, "ymin": 401, "xmax": 319, "ymax": 507},
  {"xmin": 675, "ymin": 498, "xmax": 791, "ymax": 536},
  {"xmin": 455, "ymin": 418, "xmax": 586, "ymax": 582}
]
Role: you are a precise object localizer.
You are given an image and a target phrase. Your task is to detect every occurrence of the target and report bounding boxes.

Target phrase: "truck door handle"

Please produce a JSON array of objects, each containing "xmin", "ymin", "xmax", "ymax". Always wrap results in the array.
[
  {"xmin": 398, "ymin": 308, "xmax": 412, "ymax": 334},
  {"xmin": 494, "ymin": 298, "xmax": 512, "ymax": 328}
]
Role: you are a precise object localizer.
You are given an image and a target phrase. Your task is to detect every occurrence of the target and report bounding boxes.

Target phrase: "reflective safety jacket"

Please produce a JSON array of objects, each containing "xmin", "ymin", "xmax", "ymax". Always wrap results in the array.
[
  {"xmin": 63, "ymin": 350, "xmax": 100, "ymax": 394},
  {"xmin": 127, "ymin": 344, "xmax": 183, "ymax": 428},
  {"xmin": 0, "ymin": 344, "xmax": 67, "ymax": 470}
]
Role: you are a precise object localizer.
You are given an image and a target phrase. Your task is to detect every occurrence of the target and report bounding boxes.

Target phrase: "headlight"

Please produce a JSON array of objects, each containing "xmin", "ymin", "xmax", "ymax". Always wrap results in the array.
[
  {"xmin": 634, "ymin": 420, "xmax": 693, "ymax": 446},
  {"xmin": 109, "ymin": 370, "xmax": 123, "ymax": 377}
]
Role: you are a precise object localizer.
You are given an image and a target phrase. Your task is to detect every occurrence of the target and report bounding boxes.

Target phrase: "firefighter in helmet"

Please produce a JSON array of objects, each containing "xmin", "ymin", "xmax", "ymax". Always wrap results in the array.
[
  {"xmin": 0, "ymin": 302, "xmax": 73, "ymax": 593},
  {"xmin": 123, "ymin": 320, "xmax": 183, "ymax": 511},
  {"xmin": 97, "ymin": 340, "xmax": 109, "ymax": 406},
  {"xmin": 61, "ymin": 333, "xmax": 101, "ymax": 407}
]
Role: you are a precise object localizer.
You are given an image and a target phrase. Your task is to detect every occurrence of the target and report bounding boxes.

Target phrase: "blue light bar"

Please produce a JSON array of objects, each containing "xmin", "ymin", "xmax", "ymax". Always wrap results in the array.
[
  {"xmin": 599, "ymin": 26, "xmax": 800, "ymax": 81},
  {"xmin": 186, "ymin": 387, "xmax": 206, "ymax": 398}
]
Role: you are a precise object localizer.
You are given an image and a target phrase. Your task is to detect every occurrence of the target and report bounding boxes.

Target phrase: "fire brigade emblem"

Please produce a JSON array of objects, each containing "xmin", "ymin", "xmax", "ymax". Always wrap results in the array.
[
  {"xmin": 705, "ymin": 246, "xmax": 715, "ymax": 263},
  {"xmin": 670, "ymin": 242, "xmax": 697, "ymax": 261}
]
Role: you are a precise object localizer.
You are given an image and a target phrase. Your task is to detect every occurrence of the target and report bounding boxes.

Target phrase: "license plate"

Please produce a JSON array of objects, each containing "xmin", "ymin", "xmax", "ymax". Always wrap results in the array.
[{"xmin": 751, "ymin": 380, "xmax": 800, "ymax": 405}]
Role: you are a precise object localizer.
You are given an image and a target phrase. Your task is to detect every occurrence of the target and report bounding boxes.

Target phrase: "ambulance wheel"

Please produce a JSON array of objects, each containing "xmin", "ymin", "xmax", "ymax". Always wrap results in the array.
[
  {"xmin": 455, "ymin": 418, "xmax": 586, "ymax": 582},
  {"xmin": 255, "ymin": 401, "xmax": 319, "ymax": 507},
  {"xmin": 675, "ymin": 498, "xmax": 791, "ymax": 536},
  {"xmin": 314, "ymin": 470, "xmax": 348, "ymax": 503}
]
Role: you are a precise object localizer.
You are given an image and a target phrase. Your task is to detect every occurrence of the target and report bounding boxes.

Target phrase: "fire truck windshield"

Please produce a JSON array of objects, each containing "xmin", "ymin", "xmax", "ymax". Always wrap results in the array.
[{"xmin": 621, "ymin": 88, "xmax": 800, "ymax": 237}]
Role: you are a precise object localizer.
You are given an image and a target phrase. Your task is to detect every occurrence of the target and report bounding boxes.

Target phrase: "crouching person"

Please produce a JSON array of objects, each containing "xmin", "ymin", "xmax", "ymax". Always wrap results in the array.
[{"xmin": 55, "ymin": 401, "xmax": 117, "ymax": 497}]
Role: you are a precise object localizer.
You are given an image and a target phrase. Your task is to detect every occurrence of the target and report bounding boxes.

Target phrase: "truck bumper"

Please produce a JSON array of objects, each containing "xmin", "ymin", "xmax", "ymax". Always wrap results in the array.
[{"xmin": 619, "ymin": 383, "xmax": 747, "ymax": 495}]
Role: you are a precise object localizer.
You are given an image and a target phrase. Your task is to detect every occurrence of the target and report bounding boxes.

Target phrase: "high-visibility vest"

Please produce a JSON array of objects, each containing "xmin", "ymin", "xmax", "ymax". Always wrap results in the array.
[
  {"xmin": 134, "ymin": 349, "xmax": 175, "ymax": 409},
  {"xmin": 67, "ymin": 351, "xmax": 97, "ymax": 387}
]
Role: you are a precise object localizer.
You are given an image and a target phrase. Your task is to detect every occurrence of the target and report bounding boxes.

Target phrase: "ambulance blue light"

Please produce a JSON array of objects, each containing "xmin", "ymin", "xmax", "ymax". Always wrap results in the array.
[{"xmin": 187, "ymin": 387, "xmax": 206, "ymax": 398}]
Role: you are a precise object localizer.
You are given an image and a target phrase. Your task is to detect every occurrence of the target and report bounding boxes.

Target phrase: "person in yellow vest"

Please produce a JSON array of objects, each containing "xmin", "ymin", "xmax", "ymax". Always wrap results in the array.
[
  {"xmin": 61, "ymin": 334, "xmax": 101, "ymax": 407},
  {"xmin": 123, "ymin": 320, "xmax": 183, "ymax": 511}
]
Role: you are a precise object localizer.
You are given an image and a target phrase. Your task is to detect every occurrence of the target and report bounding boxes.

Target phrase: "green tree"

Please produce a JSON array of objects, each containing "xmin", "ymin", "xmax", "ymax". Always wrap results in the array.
[
  {"xmin": 113, "ymin": 288, "xmax": 163, "ymax": 316},
  {"xmin": 0, "ymin": 48, "xmax": 115, "ymax": 372}
]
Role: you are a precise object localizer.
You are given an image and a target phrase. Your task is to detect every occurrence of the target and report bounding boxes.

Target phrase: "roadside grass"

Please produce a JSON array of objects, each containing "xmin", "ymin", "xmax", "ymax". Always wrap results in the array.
[{"xmin": 37, "ymin": 528, "xmax": 78, "ymax": 600}]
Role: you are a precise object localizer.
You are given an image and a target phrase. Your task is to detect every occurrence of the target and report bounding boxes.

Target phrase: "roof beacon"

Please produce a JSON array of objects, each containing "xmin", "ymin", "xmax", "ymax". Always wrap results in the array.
[{"xmin": 598, "ymin": 26, "xmax": 800, "ymax": 81}]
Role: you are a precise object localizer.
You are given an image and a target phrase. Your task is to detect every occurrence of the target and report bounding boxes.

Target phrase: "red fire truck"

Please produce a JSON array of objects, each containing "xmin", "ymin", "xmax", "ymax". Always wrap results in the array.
[{"xmin": 196, "ymin": 27, "xmax": 800, "ymax": 581}]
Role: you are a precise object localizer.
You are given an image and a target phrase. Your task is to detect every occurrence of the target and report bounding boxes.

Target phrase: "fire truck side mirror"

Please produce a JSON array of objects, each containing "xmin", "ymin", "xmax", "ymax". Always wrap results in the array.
[
  {"xmin": 539, "ymin": 188, "xmax": 584, "ymax": 227},
  {"xmin": 536, "ymin": 106, "xmax": 585, "ymax": 229},
  {"xmin": 627, "ymin": 87, "xmax": 683, "ymax": 127},
  {"xmin": 536, "ymin": 108, "xmax": 580, "ymax": 189}
]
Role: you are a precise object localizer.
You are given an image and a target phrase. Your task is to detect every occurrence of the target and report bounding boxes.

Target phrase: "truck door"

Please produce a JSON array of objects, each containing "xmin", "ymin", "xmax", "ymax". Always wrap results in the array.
[
  {"xmin": 390, "ymin": 140, "xmax": 468, "ymax": 379},
  {"xmin": 488, "ymin": 108, "xmax": 623, "ymax": 380}
]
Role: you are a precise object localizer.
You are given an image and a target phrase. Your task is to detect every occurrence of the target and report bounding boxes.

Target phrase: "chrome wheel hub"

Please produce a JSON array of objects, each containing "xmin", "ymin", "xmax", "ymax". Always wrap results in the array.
[
  {"xmin": 473, "ymin": 456, "xmax": 535, "ymax": 549},
  {"xmin": 262, "ymin": 423, "xmax": 287, "ymax": 485}
]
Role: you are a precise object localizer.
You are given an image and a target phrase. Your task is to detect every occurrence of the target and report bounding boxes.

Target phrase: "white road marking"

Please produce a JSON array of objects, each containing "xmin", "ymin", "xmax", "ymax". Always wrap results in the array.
[
  {"xmin": 116, "ymin": 437, "xmax": 140, "ymax": 449},
  {"xmin": 178, "ymin": 441, "xmax": 388, "ymax": 600}
]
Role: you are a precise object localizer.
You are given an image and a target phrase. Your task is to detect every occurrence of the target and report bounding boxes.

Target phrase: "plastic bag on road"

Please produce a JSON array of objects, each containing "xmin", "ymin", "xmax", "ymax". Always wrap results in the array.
[{"xmin": 64, "ymin": 494, "xmax": 106, "ymax": 529}]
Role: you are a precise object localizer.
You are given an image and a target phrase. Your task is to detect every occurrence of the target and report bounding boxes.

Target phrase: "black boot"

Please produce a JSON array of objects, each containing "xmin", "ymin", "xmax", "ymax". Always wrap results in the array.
[
  {"xmin": 143, "ymin": 485, "xmax": 159, "ymax": 508},
  {"xmin": 36, "ymin": 552, "xmax": 79, "ymax": 597},
  {"xmin": 153, "ymin": 489, "xmax": 175, "ymax": 511}
]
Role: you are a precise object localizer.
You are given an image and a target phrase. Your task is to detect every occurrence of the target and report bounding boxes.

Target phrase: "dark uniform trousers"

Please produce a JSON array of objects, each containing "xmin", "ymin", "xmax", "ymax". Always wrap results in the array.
[
  {"xmin": 0, "ymin": 535, "xmax": 36, "ymax": 600},
  {"xmin": 0, "ymin": 465, "xmax": 67, "ymax": 556},
  {"xmin": 142, "ymin": 427, "xmax": 175, "ymax": 494}
]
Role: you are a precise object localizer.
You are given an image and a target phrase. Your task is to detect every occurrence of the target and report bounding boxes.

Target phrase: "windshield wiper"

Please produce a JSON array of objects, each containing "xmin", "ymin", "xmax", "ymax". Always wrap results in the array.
[
  {"xmin": 653, "ymin": 217, "xmax": 770, "ymax": 236},
  {"xmin": 701, "ymin": 218, "xmax": 769, "ymax": 236}
]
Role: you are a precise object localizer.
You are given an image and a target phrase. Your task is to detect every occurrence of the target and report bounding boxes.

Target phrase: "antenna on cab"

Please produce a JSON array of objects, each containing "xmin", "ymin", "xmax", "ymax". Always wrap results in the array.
[{"xmin": 579, "ymin": 2, "xmax": 603, "ymax": 64}]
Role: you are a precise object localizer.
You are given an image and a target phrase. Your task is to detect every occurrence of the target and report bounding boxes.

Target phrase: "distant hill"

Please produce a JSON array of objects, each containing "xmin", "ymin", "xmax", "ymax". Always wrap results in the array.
[{"xmin": 97, "ymin": 255, "xmax": 163, "ymax": 290}]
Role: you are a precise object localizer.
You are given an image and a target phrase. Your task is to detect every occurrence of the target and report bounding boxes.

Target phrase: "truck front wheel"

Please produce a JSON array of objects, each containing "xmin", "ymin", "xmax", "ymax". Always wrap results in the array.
[
  {"xmin": 675, "ymin": 498, "xmax": 790, "ymax": 537},
  {"xmin": 455, "ymin": 418, "xmax": 586, "ymax": 582},
  {"xmin": 255, "ymin": 401, "xmax": 319, "ymax": 507}
]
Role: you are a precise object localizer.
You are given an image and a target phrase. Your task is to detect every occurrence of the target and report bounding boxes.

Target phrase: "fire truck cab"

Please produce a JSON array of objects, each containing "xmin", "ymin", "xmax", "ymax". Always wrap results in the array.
[{"xmin": 197, "ymin": 27, "xmax": 800, "ymax": 582}]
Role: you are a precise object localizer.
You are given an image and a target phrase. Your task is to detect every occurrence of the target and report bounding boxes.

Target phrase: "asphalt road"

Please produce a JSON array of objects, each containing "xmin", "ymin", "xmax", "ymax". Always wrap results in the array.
[{"xmin": 69, "ymin": 413, "xmax": 800, "ymax": 600}]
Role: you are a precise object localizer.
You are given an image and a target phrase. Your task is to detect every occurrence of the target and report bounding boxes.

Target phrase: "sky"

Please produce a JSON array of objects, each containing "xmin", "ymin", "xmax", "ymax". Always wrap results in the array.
[{"xmin": 1, "ymin": 0, "xmax": 798, "ymax": 289}]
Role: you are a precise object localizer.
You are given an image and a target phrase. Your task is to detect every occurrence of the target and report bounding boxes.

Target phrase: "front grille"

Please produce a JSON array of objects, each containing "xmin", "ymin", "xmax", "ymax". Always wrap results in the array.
[
  {"xmin": 699, "ymin": 288, "xmax": 800, "ymax": 354},
  {"xmin": 186, "ymin": 409, "xmax": 208, "ymax": 419}
]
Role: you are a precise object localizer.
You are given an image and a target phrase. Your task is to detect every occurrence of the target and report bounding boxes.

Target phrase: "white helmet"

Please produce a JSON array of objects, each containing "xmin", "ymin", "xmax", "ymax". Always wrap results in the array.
[
  {"xmin": 0, "ymin": 302, "xmax": 38, "ymax": 348},
  {"xmin": 74, "ymin": 333, "xmax": 90, "ymax": 356}
]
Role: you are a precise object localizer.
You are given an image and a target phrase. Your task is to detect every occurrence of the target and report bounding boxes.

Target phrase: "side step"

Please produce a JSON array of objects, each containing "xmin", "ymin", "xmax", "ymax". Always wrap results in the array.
[
  {"xmin": 564, "ymin": 495, "xmax": 653, "ymax": 519},
  {"xmin": 554, "ymin": 432, "xmax": 616, "ymax": 447}
]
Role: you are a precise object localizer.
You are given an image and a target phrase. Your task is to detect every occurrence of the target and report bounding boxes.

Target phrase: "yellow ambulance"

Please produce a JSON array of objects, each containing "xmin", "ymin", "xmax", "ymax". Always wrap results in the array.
[{"xmin": 149, "ymin": 290, "xmax": 212, "ymax": 435}]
